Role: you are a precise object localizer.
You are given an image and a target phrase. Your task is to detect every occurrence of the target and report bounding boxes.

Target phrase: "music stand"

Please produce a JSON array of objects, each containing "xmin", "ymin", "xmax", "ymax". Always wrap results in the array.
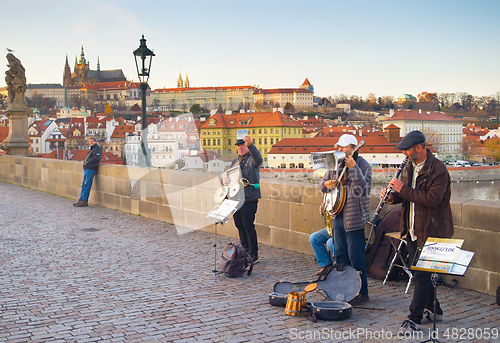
[
  {"xmin": 206, "ymin": 199, "xmax": 239, "ymax": 280},
  {"xmin": 412, "ymin": 238, "xmax": 474, "ymax": 343}
]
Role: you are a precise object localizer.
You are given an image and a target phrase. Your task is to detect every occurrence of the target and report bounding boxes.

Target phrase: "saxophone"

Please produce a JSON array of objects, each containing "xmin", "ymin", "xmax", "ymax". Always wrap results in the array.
[
  {"xmin": 324, "ymin": 204, "xmax": 334, "ymax": 236},
  {"xmin": 322, "ymin": 183, "xmax": 336, "ymax": 236}
]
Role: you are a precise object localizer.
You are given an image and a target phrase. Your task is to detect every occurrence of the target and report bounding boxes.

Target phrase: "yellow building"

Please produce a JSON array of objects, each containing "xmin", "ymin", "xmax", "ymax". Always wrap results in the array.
[{"xmin": 198, "ymin": 109, "xmax": 303, "ymax": 165}]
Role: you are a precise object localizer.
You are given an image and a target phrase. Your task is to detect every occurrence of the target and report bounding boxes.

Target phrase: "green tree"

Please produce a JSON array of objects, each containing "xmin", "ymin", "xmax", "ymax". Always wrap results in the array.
[{"xmin": 190, "ymin": 104, "xmax": 201, "ymax": 114}]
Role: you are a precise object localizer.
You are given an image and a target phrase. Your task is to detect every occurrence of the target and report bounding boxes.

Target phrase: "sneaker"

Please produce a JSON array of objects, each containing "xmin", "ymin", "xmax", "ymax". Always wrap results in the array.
[
  {"xmin": 75, "ymin": 200, "xmax": 88, "ymax": 207},
  {"xmin": 315, "ymin": 265, "xmax": 333, "ymax": 276},
  {"xmin": 251, "ymin": 255, "xmax": 259, "ymax": 264},
  {"xmin": 348, "ymin": 293, "xmax": 369, "ymax": 306},
  {"xmin": 399, "ymin": 319, "xmax": 421, "ymax": 333},
  {"xmin": 73, "ymin": 201, "xmax": 82, "ymax": 206},
  {"xmin": 421, "ymin": 310, "xmax": 443, "ymax": 324}
]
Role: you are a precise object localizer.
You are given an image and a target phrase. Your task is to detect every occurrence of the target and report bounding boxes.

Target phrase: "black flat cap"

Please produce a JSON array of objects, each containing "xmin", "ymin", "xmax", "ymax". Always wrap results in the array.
[
  {"xmin": 235, "ymin": 139, "xmax": 245, "ymax": 145},
  {"xmin": 396, "ymin": 130, "xmax": 426, "ymax": 150}
]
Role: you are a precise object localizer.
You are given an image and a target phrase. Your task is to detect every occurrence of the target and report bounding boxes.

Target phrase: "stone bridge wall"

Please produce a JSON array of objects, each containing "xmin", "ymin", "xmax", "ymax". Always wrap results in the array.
[{"xmin": 1, "ymin": 155, "xmax": 498, "ymax": 295}]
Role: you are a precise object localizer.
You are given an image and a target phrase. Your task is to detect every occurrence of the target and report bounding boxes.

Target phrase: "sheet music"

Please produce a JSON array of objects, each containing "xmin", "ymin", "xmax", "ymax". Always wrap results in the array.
[
  {"xmin": 450, "ymin": 250, "xmax": 475, "ymax": 276},
  {"xmin": 413, "ymin": 238, "xmax": 473, "ymax": 276},
  {"xmin": 207, "ymin": 199, "xmax": 239, "ymax": 222}
]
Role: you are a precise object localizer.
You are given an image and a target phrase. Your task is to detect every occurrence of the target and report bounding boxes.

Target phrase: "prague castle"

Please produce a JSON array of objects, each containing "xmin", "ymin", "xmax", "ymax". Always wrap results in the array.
[{"xmin": 63, "ymin": 44, "xmax": 127, "ymax": 87}]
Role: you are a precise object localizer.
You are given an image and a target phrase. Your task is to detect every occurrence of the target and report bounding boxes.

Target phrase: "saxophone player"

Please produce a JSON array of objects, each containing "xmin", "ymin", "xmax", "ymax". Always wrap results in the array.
[{"xmin": 309, "ymin": 134, "xmax": 372, "ymax": 306}]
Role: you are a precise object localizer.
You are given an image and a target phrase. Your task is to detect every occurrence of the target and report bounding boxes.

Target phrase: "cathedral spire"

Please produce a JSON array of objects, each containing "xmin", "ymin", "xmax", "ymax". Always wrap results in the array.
[
  {"xmin": 184, "ymin": 74, "xmax": 190, "ymax": 88},
  {"xmin": 79, "ymin": 43, "xmax": 87, "ymax": 65},
  {"xmin": 97, "ymin": 55, "xmax": 100, "ymax": 71},
  {"xmin": 177, "ymin": 72, "xmax": 183, "ymax": 88},
  {"xmin": 63, "ymin": 54, "xmax": 72, "ymax": 87}
]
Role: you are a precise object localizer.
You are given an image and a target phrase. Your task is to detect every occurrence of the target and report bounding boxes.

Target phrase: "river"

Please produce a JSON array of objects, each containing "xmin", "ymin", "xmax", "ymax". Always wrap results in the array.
[{"xmin": 451, "ymin": 180, "xmax": 500, "ymax": 201}]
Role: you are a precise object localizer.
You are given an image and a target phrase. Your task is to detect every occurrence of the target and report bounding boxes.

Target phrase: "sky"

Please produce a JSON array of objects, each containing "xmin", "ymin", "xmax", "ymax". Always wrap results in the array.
[{"xmin": 2, "ymin": 0, "xmax": 499, "ymax": 99}]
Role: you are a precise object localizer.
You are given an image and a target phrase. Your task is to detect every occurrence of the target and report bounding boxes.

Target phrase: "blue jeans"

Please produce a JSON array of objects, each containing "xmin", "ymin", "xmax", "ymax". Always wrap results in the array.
[
  {"xmin": 309, "ymin": 228, "xmax": 334, "ymax": 267},
  {"xmin": 79, "ymin": 169, "xmax": 97, "ymax": 202},
  {"xmin": 334, "ymin": 213, "xmax": 368, "ymax": 296}
]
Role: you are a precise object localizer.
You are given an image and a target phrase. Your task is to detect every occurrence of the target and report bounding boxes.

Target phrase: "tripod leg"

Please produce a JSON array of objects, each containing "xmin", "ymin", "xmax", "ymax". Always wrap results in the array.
[{"xmin": 213, "ymin": 222, "xmax": 218, "ymax": 280}]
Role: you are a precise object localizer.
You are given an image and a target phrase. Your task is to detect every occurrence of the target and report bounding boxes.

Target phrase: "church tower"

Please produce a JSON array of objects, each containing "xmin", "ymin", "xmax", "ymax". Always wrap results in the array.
[
  {"xmin": 74, "ymin": 44, "xmax": 90, "ymax": 86},
  {"xmin": 63, "ymin": 54, "xmax": 72, "ymax": 87},
  {"xmin": 300, "ymin": 78, "xmax": 314, "ymax": 93},
  {"xmin": 184, "ymin": 74, "xmax": 190, "ymax": 88},
  {"xmin": 177, "ymin": 73, "xmax": 183, "ymax": 88}
]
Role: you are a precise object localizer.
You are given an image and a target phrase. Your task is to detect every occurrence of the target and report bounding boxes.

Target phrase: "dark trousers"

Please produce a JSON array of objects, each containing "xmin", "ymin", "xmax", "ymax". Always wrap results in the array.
[
  {"xmin": 407, "ymin": 238, "xmax": 443, "ymax": 324},
  {"xmin": 233, "ymin": 200, "xmax": 259, "ymax": 257},
  {"xmin": 333, "ymin": 214, "xmax": 368, "ymax": 296}
]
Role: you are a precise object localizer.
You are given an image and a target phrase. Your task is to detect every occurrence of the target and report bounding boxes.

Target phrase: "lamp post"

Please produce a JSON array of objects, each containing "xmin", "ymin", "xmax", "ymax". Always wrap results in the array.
[{"xmin": 134, "ymin": 34, "xmax": 155, "ymax": 167}]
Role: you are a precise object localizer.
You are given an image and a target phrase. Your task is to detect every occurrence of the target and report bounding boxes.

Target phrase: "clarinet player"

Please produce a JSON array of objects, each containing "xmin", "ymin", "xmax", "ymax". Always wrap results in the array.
[{"xmin": 380, "ymin": 130, "xmax": 454, "ymax": 333}]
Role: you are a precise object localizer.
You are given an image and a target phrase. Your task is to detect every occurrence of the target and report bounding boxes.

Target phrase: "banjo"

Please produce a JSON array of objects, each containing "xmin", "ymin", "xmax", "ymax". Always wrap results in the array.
[{"xmin": 322, "ymin": 139, "xmax": 366, "ymax": 227}]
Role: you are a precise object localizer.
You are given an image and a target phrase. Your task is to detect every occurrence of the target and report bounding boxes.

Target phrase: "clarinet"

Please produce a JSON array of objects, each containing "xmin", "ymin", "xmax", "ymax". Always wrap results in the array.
[{"xmin": 368, "ymin": 157, "xmax": 409, "ymax": 226}]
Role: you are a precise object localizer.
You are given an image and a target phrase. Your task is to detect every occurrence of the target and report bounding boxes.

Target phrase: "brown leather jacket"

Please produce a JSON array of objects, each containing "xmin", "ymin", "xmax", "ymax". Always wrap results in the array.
[{"xmin": 390, "ymin": 149, "xmax": 454, "ymax": 246}]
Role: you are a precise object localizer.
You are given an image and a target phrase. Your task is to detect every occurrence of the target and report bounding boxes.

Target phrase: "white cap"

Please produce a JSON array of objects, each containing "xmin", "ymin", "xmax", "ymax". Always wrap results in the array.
[{"xmin": 335, "ymin": 134, "xmax": 358, "ymax": 147}]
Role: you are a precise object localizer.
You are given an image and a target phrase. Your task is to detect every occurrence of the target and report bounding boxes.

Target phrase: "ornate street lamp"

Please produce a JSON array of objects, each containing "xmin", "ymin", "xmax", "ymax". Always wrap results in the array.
[{"xmin": 133, "ymin": 34, "xmax": 155, "ymax": 167}]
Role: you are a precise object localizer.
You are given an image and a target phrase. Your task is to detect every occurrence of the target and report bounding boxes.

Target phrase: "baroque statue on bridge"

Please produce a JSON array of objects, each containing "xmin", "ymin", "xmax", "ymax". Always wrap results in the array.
[{"xmin": 5, "ymin": 53, "xmax": 27, "ymax": 108}]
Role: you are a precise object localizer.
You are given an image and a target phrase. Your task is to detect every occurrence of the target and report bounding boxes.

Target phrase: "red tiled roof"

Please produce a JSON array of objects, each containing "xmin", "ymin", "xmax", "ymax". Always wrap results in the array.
[
  {"xmin": 111, "ymin": 125, "xmax": 135, "ymax": 138},
  {"xmin": 301, "ymin": 78, "xmax": 311, "ymax": 86},
  {"xmin": 94, "ymin": 81, "xmax": 131, "ymax": 91},
  {"xmin": 385, "ymin": 123, "xmax": 400, "ymax": 129},
  {"xmin": 254, "ymin": 88, "xmax": 312, "ymax": 94},
  {"xmin": 153, "ymin": 85, "xmax": 255, "ymax": 93},
  {"xmin": 198, "ymin": 111, "xmax": 302, "ymax": 129},
  {"xmin": 268, "ymin": 136, "xmax": 436, "ymax": 155},
  {"xmin": 37, "ymin": 149, "xmax": 123, "ymax": 164},
  {"xmin": 385, "ymin": 110, "xmax": 460, "ymax": 122}
]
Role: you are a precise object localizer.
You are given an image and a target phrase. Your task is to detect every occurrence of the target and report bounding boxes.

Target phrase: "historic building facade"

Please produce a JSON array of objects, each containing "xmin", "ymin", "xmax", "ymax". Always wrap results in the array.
[
  {"xmin": 63, "ymin": 44, "xmax": 127, "ymax": 87},
  {"xmin": 198, "ymin": 109, "xmax": 303, "ymax": 164}
]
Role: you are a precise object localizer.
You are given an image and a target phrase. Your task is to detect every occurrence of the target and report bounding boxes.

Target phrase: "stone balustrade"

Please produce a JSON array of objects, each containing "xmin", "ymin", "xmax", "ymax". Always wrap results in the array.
[{"xmin": 1, "ymin": 155, "xmax": 498, "ymax": 295}]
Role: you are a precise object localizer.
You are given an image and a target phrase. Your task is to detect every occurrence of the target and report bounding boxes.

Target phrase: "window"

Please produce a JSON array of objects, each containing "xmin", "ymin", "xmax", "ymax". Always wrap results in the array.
[
  {"xmin": 271, "ymin": 129, "xmax": 274, "ymax": 134},
  {"xmin": 217, "ymin": 139, "xmax": 221, "ymax": 145},
  {"xmin": 252, "ymin": 129, "xmax": 255, "ymax": 134},
  {"xmin": 276, "ymin": 128, "xmax": 279, "ymax": 133},
  {"xmin": 271, "ymin": 138, "xmax": 274, "ymax": 144},
  {"xmin": 213, "ymin": 139, "xmax": 216, "ymax": 146},
  {"xmin": 203, "ymin": 139, "xmax": 206, "ymax": 145},
  {"xmin": 264, "ymin": 129, "xmax": 267, "ymax": 134},
  {"xmin": 228, "ymin": 139, "xmax": 231, "ymax": 145},
  {"xmin": 298, "ymin": 163, "xmax": 304, "ymax": 168},
  {"xmin": 259, "ymin": 129, "xmax": 262, "ymax": 134},
  {"xmin": 264, "ymin": 138, "xmax": 267, "ymax": 145},
  {"xmin": 289, "ymin": 163, "xmax": 295, "ymax": 168},
  {"xmin": 259, "ymin": 138, "xmax": 262, "ymax": 145}
]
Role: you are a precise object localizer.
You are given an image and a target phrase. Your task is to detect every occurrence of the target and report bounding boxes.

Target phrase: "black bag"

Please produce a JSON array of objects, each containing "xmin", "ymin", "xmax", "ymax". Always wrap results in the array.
[
  {"xmin": 366, "ymin": 208, "xmax": 405, "ymax": 280},
  {"xmin": 220, "ymin": 243, "xmax": 254, "ymax": 278}
]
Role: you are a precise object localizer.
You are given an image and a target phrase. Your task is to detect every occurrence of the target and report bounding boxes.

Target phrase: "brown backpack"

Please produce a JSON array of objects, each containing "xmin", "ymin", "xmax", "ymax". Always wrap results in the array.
[{"xmin": 220, "ymin": 243, "xmax": 254, "ymax": 278}]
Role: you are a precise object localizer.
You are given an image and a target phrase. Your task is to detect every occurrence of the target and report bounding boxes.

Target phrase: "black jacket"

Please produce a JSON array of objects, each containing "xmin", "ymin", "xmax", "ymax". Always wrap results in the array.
[
  {"xmin": 390, "ymin": 149, "xmax": 454, "ymax": 246},
  {"xmin": 230, "ymin": 144, "xmax": 263, "ymax": 201},
  {"xmin": 83, "ymin": 144, "xmax": 102, "ymax": 171}
]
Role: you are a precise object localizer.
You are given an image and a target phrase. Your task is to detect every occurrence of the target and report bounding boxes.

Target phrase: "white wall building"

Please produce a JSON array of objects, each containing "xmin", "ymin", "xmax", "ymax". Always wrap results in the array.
[{"xmin": 383, "ymin": 109, "xmax": 462, "ymax": 158}]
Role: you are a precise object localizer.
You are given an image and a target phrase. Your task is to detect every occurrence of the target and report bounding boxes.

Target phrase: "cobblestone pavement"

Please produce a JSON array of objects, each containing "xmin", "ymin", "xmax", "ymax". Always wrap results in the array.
[{"xmin": 1, "ymin": 182, "xmax": 499, "ymax": 343}]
